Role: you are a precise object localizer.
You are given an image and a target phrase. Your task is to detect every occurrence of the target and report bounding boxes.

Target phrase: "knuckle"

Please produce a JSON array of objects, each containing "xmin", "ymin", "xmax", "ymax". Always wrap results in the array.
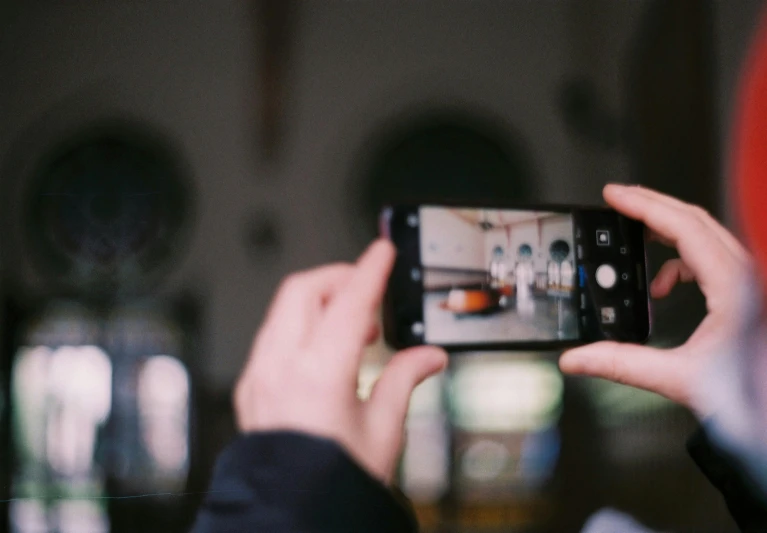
[
  {"xmin": 690, "ymin": 205, "xmax": 709, "ymax": 220},
  {"xmin": 688, "ymin": 213, "xmax": 709, "ymax": 234},
  {"xmin": 607, "ymin": 347, "xmax": 627, "ymax": 384},
  {"xmin": 688, "ymin": 205, "xmax": 718, "ymax": 230},
  {"xmin": 279, "ymin": 273, "xmax": 304, "ymax": 295}
]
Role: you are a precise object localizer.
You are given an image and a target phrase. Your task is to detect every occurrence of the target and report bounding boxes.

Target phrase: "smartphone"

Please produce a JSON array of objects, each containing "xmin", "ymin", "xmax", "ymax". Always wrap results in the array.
[{"xmin": 380, "ymin": 202, "xmax": 651, "ymax": 351}]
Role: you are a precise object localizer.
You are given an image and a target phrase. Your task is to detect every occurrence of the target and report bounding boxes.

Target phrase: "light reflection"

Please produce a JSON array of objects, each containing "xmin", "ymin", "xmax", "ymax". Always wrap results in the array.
[
  {"xmin": 462, "ymin": 439, "xmax": 510, "ymax": 482},
  {"xmin": 137, "ymin": 355, "xmax": 190, "ymax": 478},
  {"xmin": 9, "ymin": 499, "xmax": 48, "ymax": 533},
  {"xmin": 54, "ymin": 501, "xmax": 108, "ymax": 533},
  {"xmin": 449, "ymin": 357, "xmax": 563, "ymax": 433},
  {"xmin": 46, "ymin": 346, "xmax": 112, "ymax": 478},
  {"xmin": 11, "ymin": 345, "xmax": 112, "ymax": 533}
]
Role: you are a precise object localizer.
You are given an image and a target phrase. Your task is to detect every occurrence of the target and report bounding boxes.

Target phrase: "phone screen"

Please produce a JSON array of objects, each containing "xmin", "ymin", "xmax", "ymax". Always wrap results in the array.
[
  {"xmin": 382, "ymin": 203, "xmax": 650, "ymax": 351},
  {"xmin": 420, "ymin": 206, "xmax": 577, "ymax": 344}
]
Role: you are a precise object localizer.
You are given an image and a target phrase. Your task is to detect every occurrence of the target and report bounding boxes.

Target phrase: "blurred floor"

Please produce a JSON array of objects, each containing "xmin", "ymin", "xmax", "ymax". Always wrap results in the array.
[{"xmin": 424, "ymin": 292, "xmax": 578, "ymax": 344}]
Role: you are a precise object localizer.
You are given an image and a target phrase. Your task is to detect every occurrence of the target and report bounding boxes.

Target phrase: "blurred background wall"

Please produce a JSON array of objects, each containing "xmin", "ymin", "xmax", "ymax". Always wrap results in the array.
[
  {"xmin": 0, "ymin": 0, "xmax": 652, "ymax": 388},
  {"xmin": 1, "ymin": 0, "xmax": 762, "ymax": 385},
  {"xmin": 0, "ymin": 1, "xmax": 764, "ymax": 533}
]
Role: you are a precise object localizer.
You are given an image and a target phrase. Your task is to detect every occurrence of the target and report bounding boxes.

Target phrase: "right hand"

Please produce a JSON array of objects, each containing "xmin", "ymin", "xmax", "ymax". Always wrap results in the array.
[{"xmin": 559, "ymin": 184, "xmax": 751, "ymax": 418}]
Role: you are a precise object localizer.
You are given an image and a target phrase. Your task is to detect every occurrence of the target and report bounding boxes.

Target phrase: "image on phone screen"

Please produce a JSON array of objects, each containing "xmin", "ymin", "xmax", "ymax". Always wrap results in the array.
[{"xmin": 419, "ymin": 206, "xmax": 577, "ymax": 345}]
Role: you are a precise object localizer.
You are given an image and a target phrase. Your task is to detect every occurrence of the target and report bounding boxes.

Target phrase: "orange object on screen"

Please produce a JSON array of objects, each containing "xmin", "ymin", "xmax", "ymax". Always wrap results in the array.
[{"xmin": 735, "ymin": 8, "xmax": 767, "ymax": 284}]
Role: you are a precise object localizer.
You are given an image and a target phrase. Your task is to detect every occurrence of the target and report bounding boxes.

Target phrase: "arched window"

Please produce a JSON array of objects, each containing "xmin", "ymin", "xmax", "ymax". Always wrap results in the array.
[
  {"xmin": 3, "ymin": 122, "xmax": 196, "ymax": 533},
  {"xmin": 353, "ymin": 111, "xmax": 536, "ymax": 243}
]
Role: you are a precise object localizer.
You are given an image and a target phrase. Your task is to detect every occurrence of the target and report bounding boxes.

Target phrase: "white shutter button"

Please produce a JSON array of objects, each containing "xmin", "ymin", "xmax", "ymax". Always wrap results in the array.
[{"xmin": 595, "ymin": 264, "xmax": 617, "ymax": 289}]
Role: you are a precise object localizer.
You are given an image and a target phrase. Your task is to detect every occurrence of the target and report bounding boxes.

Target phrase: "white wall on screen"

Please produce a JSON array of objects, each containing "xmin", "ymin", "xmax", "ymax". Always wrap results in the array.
[
  {"xmin": 420, "ymin": 208, "xmax": 485, "ymax": 270},
  {"xmin": 482, "ymin": 215, "xmax": 573, "ymax": 273}
]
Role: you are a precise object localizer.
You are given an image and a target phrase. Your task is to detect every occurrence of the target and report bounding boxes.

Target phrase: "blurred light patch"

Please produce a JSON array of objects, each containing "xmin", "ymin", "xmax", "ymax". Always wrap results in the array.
[
  {"xmin": 13, "ymin": 345, "xmax": 112, "ymax": 478},
  {"xmin": 12, "ymin": 346, "xmax": 52, "ymax": 466},
  {"xmin": 10, "ymin": 499, "xmax": 47, "ymax": 533},
  {"xmin": 401, "ymin": 374, "xmax": 449, "ymax": 503},
  {"xmin": 137, "ymin": 355, "xmax": 190, "ymax": 480},
  {"xmin": 53, "ymin": 500, "xmax": 108, "ymax": 533},
  {"xmin": 461, "ymin": 439, "xmax": 510, "ymax": 482},
  {"xmin": 46, "ymin": 346, "xmax": 112, "ymax": 477},
  {"xmin": 449, "ymin": 355, "xmax": 563, "ymax": 433},
  {"xmin": 11, "ymin": 344, "xmax": 111, "ymax": 533},
  {"xmin": 448, "ymin": 354, "xmax": 563, "ymax": 502},
  {"xmin": 357, "ymin": 362, "xmax": 384, "ymax": 401}
]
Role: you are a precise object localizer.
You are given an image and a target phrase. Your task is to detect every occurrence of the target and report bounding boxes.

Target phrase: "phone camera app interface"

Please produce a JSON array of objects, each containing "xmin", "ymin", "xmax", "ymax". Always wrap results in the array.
[{"xmin": 418, "ymin": 207, "xmax": 579, "ymax": 345}]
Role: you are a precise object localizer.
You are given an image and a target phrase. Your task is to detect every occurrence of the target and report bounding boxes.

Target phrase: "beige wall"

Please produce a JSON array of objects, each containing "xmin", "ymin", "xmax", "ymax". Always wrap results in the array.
[{"xmin": 420, "ymin": 208, "xmax": 486, "ymax": 271}]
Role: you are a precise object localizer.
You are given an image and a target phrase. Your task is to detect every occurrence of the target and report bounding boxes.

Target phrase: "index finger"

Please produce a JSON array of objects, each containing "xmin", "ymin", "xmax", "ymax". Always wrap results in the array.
[
  {"xmin": 257, "ymin": 263, "xmax": 356, "ymax": 350},
  {"xmin": 312, "ymin": 239, "xmax": 396, "ymax": 366},
  {"xmin": 618, "ymin": 185, "xmax": 749, "ymax": 261},
  {"xmin": 604, "ymin": 184, "xmax": 744, "ymax": 298}
]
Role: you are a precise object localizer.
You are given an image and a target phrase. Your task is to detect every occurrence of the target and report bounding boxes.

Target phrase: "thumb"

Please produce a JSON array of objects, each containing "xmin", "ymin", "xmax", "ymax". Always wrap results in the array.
[
  {"xmin": 560, "ymin": 341, "xmax": 676, "ymax": 397},
  {"xmin": 368, "ymin": 346, "xmax": 448, "ymax": 437}
]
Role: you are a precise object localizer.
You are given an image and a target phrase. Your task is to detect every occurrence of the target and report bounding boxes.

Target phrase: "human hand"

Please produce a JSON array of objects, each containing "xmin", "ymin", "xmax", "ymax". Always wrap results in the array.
[
  {"xmin": 559, "ymin": 184, "xmax": 751, "ymax": 417},
  {"xmin": 233, "ymin": 239, "xmax": 448, "ymax": 484}
]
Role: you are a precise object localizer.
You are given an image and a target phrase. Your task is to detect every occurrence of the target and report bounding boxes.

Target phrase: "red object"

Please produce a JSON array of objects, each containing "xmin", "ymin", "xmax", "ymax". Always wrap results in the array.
[{"xmin": 735, "ymin": 7, "xmax": 767, "ymax": 285}]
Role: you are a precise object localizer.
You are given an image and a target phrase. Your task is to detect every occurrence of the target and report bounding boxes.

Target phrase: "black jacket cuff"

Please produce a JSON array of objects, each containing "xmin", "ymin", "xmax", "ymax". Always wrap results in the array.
[
  {"xmin": 190, "ymin": 431, "xmax": 419, "ymax": 533},
  {"xmin": 687, "ymin": 427, "xmax": 767, "ymax": 532}
]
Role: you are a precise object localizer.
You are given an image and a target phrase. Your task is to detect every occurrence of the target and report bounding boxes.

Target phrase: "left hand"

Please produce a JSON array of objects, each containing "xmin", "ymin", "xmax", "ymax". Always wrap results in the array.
[{"xmin": 233, "ymin": 239, "xmax": 448, "ymax": 485}]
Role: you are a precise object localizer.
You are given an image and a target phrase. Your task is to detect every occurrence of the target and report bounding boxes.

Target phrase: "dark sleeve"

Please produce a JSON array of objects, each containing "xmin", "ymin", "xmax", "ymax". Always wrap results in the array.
[
  {"xmin": 687, "ymin": 427, "xmax": 767, "ymax": 533},
  {"xmin": 189, "ymin": 430, "xmax": 419, "ymax": 533}
]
